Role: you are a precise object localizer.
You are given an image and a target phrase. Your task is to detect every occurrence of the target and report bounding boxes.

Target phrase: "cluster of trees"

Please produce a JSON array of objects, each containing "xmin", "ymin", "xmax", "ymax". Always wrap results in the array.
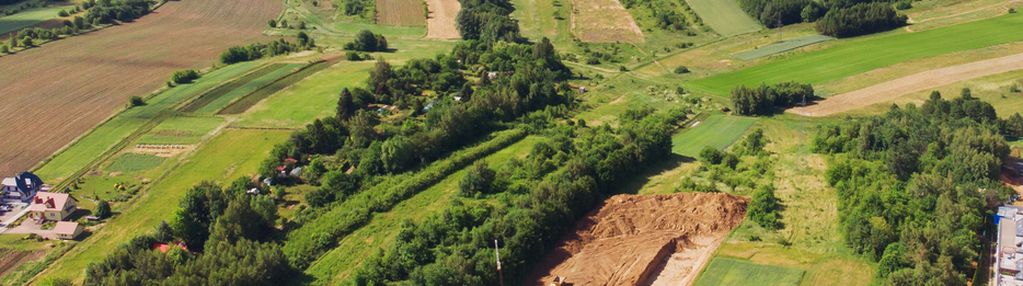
[
  {"xmin": 456, "ymin": 0, "xmax": 521, "ymax": 43},
  {"xmin": 219, "ymin": 38, "xmax": 304, "ymax": 65},
  {"xmin": 696, "ymin": 129, "xmax": 781, "ymax": 229},
  {"xmin": 739, "ymin": 0, "xmax": 905, "ymax": 37},
  {"xmin": 340, "ymin": 0, "xmax": 371, "ymax": 17},
  {"xmin": 816, "ymin": 2, "xmax": 907, "ymax": 38},
  {"xmin": 82, "ymin": 0, "xmax": 153, "ymax": 25},
  {"xmin": 621, "ymin": 0, "xmax": 701, "ymax": 32},
  {"xmin": 812, "ymin": 91, "xmax": 1017, "ymax": 285},
  {"xmin": 730, "ymin": 82, "xmax": 814, "ymax": 116},
  {"xmin": 84, "ymin": 180, "xmax": 294, "ymax": 285},
  {"xmin": 344, "ymin": 30, "xmax": 388, "ymax": 52},
  {"xmin": 350, "ymin": 108, "xmax": 685, "ymax": 284},
  {"xmin": 1, "ymin": 0, "xmax": 154, "ymax": 54},
  {"xmin": 169, "ymin": 69, "xmax": 199, "ymax": 85}
]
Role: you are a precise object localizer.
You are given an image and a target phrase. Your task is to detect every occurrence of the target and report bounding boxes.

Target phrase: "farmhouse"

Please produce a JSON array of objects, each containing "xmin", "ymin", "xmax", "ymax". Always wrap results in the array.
[
  {"xmin": 27, "ymin": 192, "xmax": 77, "ymax": 222},
  {"xmin": 995, "ymin": 206, "xmax": 1023, "ymax": 285},
  {"xmin": 1, "ymin": 171, "xmax": 43, "ymax": 203},
  {"xmin": 52, "ymin": 221, "xmax": 83, "ymax": 240}
]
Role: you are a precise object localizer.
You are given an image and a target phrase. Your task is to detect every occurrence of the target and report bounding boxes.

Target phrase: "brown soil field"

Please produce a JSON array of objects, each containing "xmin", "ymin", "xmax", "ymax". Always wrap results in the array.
[
  {"xmin": 0, "ymin": 248, "xmax": 45, "ymax": 278},
  {"xmin": 790, "ymin": 52, "xmax": 1023, "ymax": 117},
  {"xmin": 0, "ymin": 0, "xmax": 280, "ymax": 176},
  {"xmin": 424, "ymin": 0, "xmax": 460, "ymax": 39},
  {"xmin": 570, "ymin": 0, "xmax": 643, "ymax": 43},
  {"xmin": 377, "ymin": 0, "xmax": 426, "ymax": 26},
  {"xmin": 529, "ymin": 193, "xmax": 748, "ymax": 286}
]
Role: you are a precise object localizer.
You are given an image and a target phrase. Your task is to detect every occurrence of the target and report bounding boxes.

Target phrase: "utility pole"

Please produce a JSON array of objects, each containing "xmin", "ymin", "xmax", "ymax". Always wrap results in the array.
[{"xmin": 495, "ymin": 239, "xmax": 504, "ymax": 286}]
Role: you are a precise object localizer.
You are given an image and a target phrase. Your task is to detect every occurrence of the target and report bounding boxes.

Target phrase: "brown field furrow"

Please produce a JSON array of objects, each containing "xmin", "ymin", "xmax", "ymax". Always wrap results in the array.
[
  {"xmin": 0, "ymin": 0, "xmax": 280, "ymax": 176},
  {"xmin": 425, "ymin": 0, "xmax": 460, "ymax": 39},
  {"xmin": 789, "ymin": 52, "xmax": 1023, "ymax": 117}
]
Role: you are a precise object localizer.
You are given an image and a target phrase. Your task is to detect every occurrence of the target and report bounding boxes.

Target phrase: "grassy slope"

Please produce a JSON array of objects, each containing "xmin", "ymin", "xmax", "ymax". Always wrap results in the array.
[
  {"xmin": 694, "ymin": 257, "xmax": 804, "ymax": 286},
  {"xmin": 689, "ymin": 13, "xmax": 1023, "ymax": 96},
  {"xmin": 685, "ymin": 0, "xmax": 761, "ymax": 36},
  {"xmin": 671, "ymin": 114, "xmax": 757, "ymax": 157},
  {"xmin": 33, "ymin": 61, "xmax": 260, "ymax": 182},
  {"xmin": 304, "ymin": 136, "xmax": 543, "ymax": 284},
  {"xmin": 0, "ymin": 5, "xmax": 72, "ymax": 35},
  {"xmin": 137, "ymin": 116, "xmax": 225, "ymax": 145},
  {"xmin": 37, "ymin": 129, "xmax": 290, "ymax": 283}
]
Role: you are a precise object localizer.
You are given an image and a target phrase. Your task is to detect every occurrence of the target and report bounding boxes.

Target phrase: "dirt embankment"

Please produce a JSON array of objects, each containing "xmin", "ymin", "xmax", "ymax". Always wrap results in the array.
[
  {"xmin": 0, "ymin": 0, "xmax": 280, "ymax": 176},
  {"xmin": 529, "ymin": 193, "xmax": 749, "ymax": 286},
  {"xmin": 789, "ymin": 52, "xmax": 1023, "ymax": 117}
]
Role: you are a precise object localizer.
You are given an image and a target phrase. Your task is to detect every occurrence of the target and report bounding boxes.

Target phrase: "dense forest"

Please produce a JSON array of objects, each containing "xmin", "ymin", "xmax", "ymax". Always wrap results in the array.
[
  {"xmin": 456, "ymin": 0, "xmax": 521, "ymax": 42},
  {"xmin": 730, "ymin": 82, "xmax": 815, "ymax": 116},
  {"xmin": 738, "ymin": 0, "xmax": 905, "ymax": 37},
  {"xmin": 813, "ymin": 91, "xmax": 1018, "ymax": 285}
]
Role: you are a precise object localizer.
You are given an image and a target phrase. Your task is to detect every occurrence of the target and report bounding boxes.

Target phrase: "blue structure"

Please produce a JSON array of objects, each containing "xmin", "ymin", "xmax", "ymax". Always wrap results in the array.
[{"xmin": 2, "ymin": 171, "xmax": 43, "ymax": 203}]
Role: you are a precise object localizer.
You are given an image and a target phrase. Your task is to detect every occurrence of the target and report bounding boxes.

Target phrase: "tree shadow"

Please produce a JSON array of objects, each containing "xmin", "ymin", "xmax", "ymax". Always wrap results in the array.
[{"xmin": 617, "ymin": 153, "xmax": 694, "ymax": 195}]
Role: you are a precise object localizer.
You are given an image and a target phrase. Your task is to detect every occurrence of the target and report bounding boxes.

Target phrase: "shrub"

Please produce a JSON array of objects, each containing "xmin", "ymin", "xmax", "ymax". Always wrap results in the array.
[
  {"xmin": 129, "ymin": 96, "xmax": 146, "ymax": 107},
  {"xmin": 268, "ymin": 19, "xmax": 277, "ymax": 28},
  {"xmin": 344, "ymin": 30, "xmax": 388, "ymax": 52},
  {"xmin": 0, "ymin": 44, "xmax": 8, "ymax": 54},
  {"xmin": 1011, "ymin": 83, "xmax": 1021, "ymax": 93},
  {"xmin": 1010, "ymin": 8, "xmax": 1017, "ymax": 14},
  {"xmin": 95, "ymin": 200, "xmax": 112, "ymax": 219},
  {"xmin": 894, "ymin": 0, "xmax": 912, "ymax": 10},
  {"xmin": 673, "ymin": 66, "xmax": 690, "ymax": 74},
  {"xmin": 459, "ymin": 161, "xmax": 496, "ymax": 197},
  {"xmin": 748, "ymin": 185, "xmax": 781, "ymax": 229},
  {"xmin": 345, "ymin": 51, "xmax": 369, "ymax": 61},
  {"xmin": 58, "ymin": 9, "xmax": 69, "ymax": 17},
  {"xmin": 815, "ymin": 3, "xmax": 907, "ymax": 38},
  {"xmin": 170, "ymin": 69, "xmax": 200, "ymax": 84}
]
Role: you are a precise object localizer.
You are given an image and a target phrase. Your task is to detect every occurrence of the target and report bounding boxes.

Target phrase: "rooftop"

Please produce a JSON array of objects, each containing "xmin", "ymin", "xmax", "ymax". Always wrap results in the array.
[
  {"xmin": 27, "ymin": 192, "xmax": 72, "ymax": 212},
  {"xmin": 52, "ymin": 221, "xmax": 80, "ymax": 235}
]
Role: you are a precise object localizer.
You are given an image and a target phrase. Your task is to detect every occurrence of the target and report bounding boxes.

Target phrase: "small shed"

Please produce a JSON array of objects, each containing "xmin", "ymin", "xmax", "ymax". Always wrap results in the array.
[{"xmin": 53, "ymin": 221, "xmax": 83, "ymax": 240}]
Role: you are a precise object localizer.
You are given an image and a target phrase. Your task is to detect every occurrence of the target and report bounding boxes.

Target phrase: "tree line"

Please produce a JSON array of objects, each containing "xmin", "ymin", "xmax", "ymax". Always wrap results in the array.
[
  {"xmin": 739, "ymin": 0, "xmax": 905, "ymax": 37},
  {"xmin": 456, "ymin": 0, "xmax": 521, "ymax": 43},
  {"xmin": 219, "ymin": 36, "xmax": 311, "ymax": 65},
  {"xmin": 1, "ymin": 0, "xmax": 155, "ymax": 55},
  {"xmin": 350, "ymin": 108, "xmax": 686, "ymax": 285},
  {"xmin": 812, "ymin": 90, "xmax": 1017, "ymax": 285},
  {"xmin": 730, "ymin": 82, "xmax": 815, "ymax": 116}
]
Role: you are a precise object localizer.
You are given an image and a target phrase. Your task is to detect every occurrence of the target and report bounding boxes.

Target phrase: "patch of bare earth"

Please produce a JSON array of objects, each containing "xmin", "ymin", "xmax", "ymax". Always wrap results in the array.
[
  {"xmin": 570, "ymin": 0, "xmax": 643, "ymax": 43},
  {"xmin": 790, "ymin": 52, "xmax": 1023, "ymax": 117},
  {"xmin": 0, "ymin": 248, "xmax": 45, "ymax": 277},
  {"xmin": 0, "ymin": 0, "xmax": 280, "ymax": 175},
  {"xmin": 529, "ymin": 193, "xmax": 748, "ymax": 286},
  {"xmin": 377, "ymin": 0, "xmax": 426, "ymax": 26},
  {"xmin": 424, "ymin": 0, "xmax": 460, "ymax": 39}
]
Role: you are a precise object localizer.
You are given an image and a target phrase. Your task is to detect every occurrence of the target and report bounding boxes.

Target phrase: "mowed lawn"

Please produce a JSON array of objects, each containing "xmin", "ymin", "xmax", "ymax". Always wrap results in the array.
[
  {"xmin": 694, "ymin": 257, "xmax": 805, "ymax": 286},
  {"xmin": 304, "ymin": 136, "xmax": 543, "ymax": 283},
  {"xmin": 36, "ymin": 129, "xmax": 290, "ymax": 284},
  {"xmin": 685, "ymin": 0, "xmax": 760, "ymax": 36},
  {"xmin": 689, "ymin": 13, "xmax": 1023, "ymax": 96},
  {"xmin": 0, "ymin": 5, "xmax": 72, "ymax": 35},
  {"xmin": 33, "ymin": 61, "xmax": 261, "ymax": 182},
  {"xmin": 672, "ymin": 114, "xmax": 757, "ymax": 157}
]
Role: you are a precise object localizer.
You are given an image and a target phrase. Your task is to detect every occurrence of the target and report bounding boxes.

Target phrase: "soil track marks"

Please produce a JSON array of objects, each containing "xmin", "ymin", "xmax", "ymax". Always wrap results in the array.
[
  {"xmin": 790, "ymin": 52, "xmax": 1023, "ymax": 117},
  {"xmin": 530, "ymin": 193, "xmax": 748, "ymax": 286},
  {"xmin": 0, "ymin": 0, "xmax": 280, "ymax": 175},
  {"xmin": 425, "ymin": 0, "xmax": 460, "ymax": 39}
]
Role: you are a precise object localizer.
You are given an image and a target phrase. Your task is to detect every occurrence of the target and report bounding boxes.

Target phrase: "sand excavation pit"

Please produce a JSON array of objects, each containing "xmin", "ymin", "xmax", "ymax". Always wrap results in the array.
[
  {"xmin": 425, "ymin": 0, "xmax": 461, "ymax": 39},
  {"xmin": 789, "ymin": 52, "xmax": 1023, "ymax": 117},
  {"xmin": 530, "ymin": 193, "xmax": 748, "ymax": 286},
  {"xmin": 570, "ymin": 0, "xmax": 644, "ymax": 43}
]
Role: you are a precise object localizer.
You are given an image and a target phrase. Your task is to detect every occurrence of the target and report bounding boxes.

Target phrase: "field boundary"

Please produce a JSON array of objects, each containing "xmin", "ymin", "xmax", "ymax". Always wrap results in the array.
[{"xmin": 219, "ymin": 59, "xmax": 330, "ymax": 115}]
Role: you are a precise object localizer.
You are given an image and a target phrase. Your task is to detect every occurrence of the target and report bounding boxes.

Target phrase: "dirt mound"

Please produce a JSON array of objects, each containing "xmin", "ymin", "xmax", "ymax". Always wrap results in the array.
[
  {"xmin": 530, "ymin": 193, "xmax": 748, "ymax": 286},
  {"xmin": 789, "ymin": 52, "xmax": 1023, "ymax": 117}
]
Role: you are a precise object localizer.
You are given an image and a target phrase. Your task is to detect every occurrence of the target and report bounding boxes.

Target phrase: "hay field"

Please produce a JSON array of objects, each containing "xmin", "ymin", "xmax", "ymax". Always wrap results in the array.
[
  {"xmin": 377, "ymin": 0, "xmax": 425, "ymax": 26},
  {"xmin": 570, "ymin": 0, "xmax": 643, "ymax": 43},
  {"xmin": 0, "ymin": 0, "xmax": 280, "ymax": 176},
  {"xmin": 685, "ymin": 0, "xmax": 760, "ymax": 36},
  {"xmin": 424, "ymin": 0, "xmax": 460, "ymax": 38}
]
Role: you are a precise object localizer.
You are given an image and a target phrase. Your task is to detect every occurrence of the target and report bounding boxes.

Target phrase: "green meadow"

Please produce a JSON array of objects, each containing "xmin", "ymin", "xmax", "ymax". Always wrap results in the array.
[
  {"xmin": 734, "ymin": 35, "xmax": 834, "ymax": 60},
  {"xmin": 695, "ymin": 257, "xmax": 804, "ymax": 286},
  {"xmin": 0, "ymin": 5, "xmax": 72, "ymax": 35},
  {"xmin": 672, "ymin": 114, "xmax": 757, "ymax": 157},
  {"xmin": 685, "ymin": 0, "xmax": 761, "ymax": 36},
  {"xmin": 689, "ymin": 13, "xmax": 1023, "ymax": 96},
  {"xmin": 233, "ymin": 61, "xmax": 374, "ymax": 129}
]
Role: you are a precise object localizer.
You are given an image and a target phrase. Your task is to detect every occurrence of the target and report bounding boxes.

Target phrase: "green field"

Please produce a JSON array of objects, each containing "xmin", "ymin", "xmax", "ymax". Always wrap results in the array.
[
  {"xmin": 180, "ymin": 63, "xmax": 306, "ymax": 114},
  {"xmin": 233, "ymin": 61, "xmax": 374, "ymax": 129},
  {"xmin": 734, "ymin": 35, "xmax": 834, "ymax": 60},
  {"xmin": 37, "ymin": 129, "xmax": 291, "ymax": 284},
  {"xmin": 219, "ymin": 61, "xmax": 333, "ymax": 114},
  {"xmin": 304, "ymin": 136, "xmax": 543, "ymax": 283},
  {"xmin": 685, "ymin": 0, "xmax": 761, "ymax": 36},
  {"xmin": 0, "ymin": 5, "xmax": 72, "ymax": 35},
  {"xmin": 689, "ymin": 13, "xmax": 1023, "ymax": 96},
  {"xmin": 33, "ymin": 61, "xmax": 260, "ymax": 182},
  {"xmin": 672, "ymin": 114, "xmax": 757, "ymax": 157},
  {"xmin": 695, "ymin": 257, "xmax": 805, "ymax": 286},
  {"xmin": 136, "ymin": 116, "xmax": 224, "ymax": 145},
  {"xmin": 105, "ymin": 153, "xmax": 165, "ymax": 173}
]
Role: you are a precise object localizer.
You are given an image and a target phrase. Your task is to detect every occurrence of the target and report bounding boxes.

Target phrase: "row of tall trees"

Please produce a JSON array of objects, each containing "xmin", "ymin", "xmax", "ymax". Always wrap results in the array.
[
  {"xmin": 219, "ymin": 38, "xmax": 304, "ymax": 64},
  {"xmin": 350, "ymin": 108, "xmax": 686, "ymax": 285},
  {"xmin": 456, "ymin": 0, "xmax": 521, "ymax": 43},
  {"xmin": 812, "ymin": 91, "xmax": 1016, "ymax": 285},
  {"xmin": 739, "ymin": 0, "xmax": 905, "ymax": 37},
  {"xmin": 730, "ymin": 82, "xmax": 814, "ymax": 116}
]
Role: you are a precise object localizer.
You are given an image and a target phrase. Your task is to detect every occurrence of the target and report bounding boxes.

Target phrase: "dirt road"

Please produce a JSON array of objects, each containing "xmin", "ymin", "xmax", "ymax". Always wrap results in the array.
[
  {"xmin": 789, "ymin": 52, "xmax": 1023, "ymax": 117},
  {"xmin": 0, "ymin": 0, "xmax": 280, "ymax": 176},
  {"xmin": 425, "ymin": 0, "xmax": 460, "ymax": 39}
]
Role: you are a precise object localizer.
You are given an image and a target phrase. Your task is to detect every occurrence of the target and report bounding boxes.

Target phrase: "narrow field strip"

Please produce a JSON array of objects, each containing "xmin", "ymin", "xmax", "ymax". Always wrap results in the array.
[
  {"xmin": 219, "ymin": 60, "xmax": 333, "ymax": 114},
  {"xmin": 671, "ymin": 114, "xmax": 756, "ymax": 157},
  {"xmin": 734, "ymin": 35, "xmax": 834, "ymax": 61},
  {"xmin": 789, "ymin": 52, "xmax": 1023, "ymax": 117},
  {"xmin": 305, "ymin": 136, "xmax": 543, "ymax": 283},
  {"xmin": 178, "ymin": 63, "xmax": 297, "ymax": 113},
  {"xmin": 283, "ymin": 129, "xmax": 527, "ymax": 269}
]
